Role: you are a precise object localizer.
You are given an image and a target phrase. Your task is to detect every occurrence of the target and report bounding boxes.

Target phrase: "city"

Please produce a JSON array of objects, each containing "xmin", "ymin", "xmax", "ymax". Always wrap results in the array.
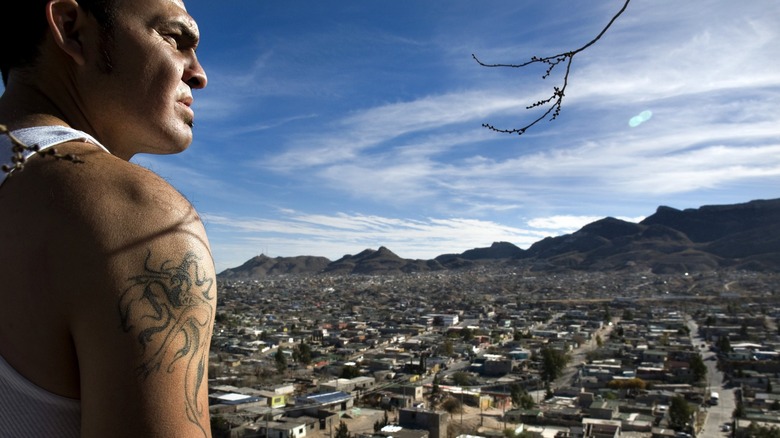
[{"xmin": 206, "ymin": 267, "xmax": 780, "ymax": 438}]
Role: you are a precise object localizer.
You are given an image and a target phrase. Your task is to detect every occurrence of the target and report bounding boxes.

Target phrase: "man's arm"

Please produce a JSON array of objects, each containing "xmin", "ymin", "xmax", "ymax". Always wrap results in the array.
[{"xmin": 47, "ymin": 150, "xmax": 217, "ymax": 437}]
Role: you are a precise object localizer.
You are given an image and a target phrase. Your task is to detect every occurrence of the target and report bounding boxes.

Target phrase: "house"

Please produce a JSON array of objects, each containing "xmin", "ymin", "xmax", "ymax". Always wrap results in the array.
[
  {"xmin": 320, "ymin": 376, "xmax": 377, "ymax": 395},
  {"xmin": 581, "ymin": 418, "xmax": 620, "ymax": 438},
  {"xmin": 246, "ymin": 419, "xmax": 308, "ymax": 438},
  {"xmin": 296, "ymin": 391, "xmax": 354, "ymax": 415},
  {"xmin": 399, "ymin": 408, "xmax": 448, "ymax": 438}
]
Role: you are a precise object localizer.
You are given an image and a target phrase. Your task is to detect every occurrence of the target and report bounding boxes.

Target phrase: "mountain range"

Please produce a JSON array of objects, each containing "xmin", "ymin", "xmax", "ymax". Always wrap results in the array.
[{"xmin": 217, "ymin": 198, "xmax": 780, "ymax": 279}]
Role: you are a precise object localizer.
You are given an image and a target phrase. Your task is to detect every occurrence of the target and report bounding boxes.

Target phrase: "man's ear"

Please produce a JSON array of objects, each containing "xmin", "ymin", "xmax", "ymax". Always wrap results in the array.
[{"xmin": 46, "ymin": 0, "xmax": 88, "ymax": 66}]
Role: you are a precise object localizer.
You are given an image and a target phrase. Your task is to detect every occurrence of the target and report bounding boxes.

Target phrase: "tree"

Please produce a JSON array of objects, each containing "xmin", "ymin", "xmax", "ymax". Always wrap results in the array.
[
  {"xmin": 472, "ymin": 0, "xmax": 631, "ymax": 136},
  {"xmin": 734, "ymin": 401, "xmax": 746, "ymax": 419},
  {"xmin": 441, "ymin": 397, "xmax": 462, "ymax": 414},
  {"xmin": 293, "ymin": 340, "xmax": 312, "ymax": 365},
  {"xmin": 452, "ymin": 371, "xmax": 472, "ymax": 387},
  {"xmin": 439, "ymin": 339, "xmax": 454, "ymax": 357},
  {"xmin": 341, "ymin": 365, "xmax": 360, "ymax": 379},
  {"xmin": 603, "ymin": 305, "xmax": 612, "ymax": 323},
  {"xmin": 539, "ymin": 347, "xmax": 570, "ymax": 383},
  {"xmin": 210, "ymin": 416, "xmax": 232, "ymax": 438},
  {"xmin": 510, "ymin": 384, "xmax": 535, "ymax": 410},
  {"xmin": 373, "ymin": 411, "xmax": 389, "ymax": 432},
  {"xmin": 689, "ymin": 354, "xmax": 707, "ymax": 382},
  {"xmin": 510, "ymin": 383, "xmax": 523, "ymax": 406},
  {"xmin": 544, "ymin": 382, "xmax": 554, "ymax": 400},
  {"xmin": 432, "ymin": 373, "xmax": 441, "ymax": 395},
  {"xmin": 274, "ymin": 348, "xmax": 287, "ymax": 373},
  {"xmin": 717, "ymin": 335, "xmax": 732, "ymax": 353},
  {"xmin": 334, "ymin": 421, "xmax": 351, "ymax": 438},
  {"xmin": 668, "ymin": 395, "xmax": 694, "ymax": 430}
]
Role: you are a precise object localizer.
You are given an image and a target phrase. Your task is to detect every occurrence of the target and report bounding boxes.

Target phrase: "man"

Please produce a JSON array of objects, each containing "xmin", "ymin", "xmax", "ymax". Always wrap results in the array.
[{"xmin": 0, "ymin": 0, "xmax": 216, "ymax": 436}]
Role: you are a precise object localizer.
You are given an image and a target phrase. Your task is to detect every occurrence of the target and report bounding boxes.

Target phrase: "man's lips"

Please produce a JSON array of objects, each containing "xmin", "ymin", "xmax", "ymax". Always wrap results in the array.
[{"xmin": 177, "ymin": 96, "xmax": 195, "ymax": 127}]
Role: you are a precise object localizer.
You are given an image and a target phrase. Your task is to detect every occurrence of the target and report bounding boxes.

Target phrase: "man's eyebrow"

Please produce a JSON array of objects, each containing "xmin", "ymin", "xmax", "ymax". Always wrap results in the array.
[{"xmin": 161, "ymin": 19, "xmax": 200, "ymax": 46}]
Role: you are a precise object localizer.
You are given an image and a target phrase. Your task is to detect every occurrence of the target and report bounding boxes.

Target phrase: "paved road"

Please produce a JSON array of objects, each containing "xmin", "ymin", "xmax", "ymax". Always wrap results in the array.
[
  {"xmin": 688, "ymin": 317, "xmax": 733, "ymax": 437},
  {"xmin": 527, "ymin": 320, "xmax": 615, "ymax": 401},
  {"xmin": 562, "ymin": 321, "xmax": 614, "ymax": 385}
]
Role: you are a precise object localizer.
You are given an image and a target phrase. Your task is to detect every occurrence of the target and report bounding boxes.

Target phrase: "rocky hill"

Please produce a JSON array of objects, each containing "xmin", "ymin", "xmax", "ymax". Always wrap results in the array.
[
  {"xmin": 218, "ymin": 254, "xmax": 331, "ymax": 279},
  {"xmin": 217, "ymin": 198, "xmax": 780, "ymax": 279}
]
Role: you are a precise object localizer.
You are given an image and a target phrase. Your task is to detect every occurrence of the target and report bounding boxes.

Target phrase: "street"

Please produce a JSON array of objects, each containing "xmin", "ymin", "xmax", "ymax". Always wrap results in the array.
[{"xmin": 688, "ymin": 318, "xmax": 734, "ymax": 437}]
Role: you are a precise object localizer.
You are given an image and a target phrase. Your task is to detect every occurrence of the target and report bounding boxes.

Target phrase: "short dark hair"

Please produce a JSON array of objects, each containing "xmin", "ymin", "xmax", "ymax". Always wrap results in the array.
[{"xmin": 1, "ymin": 0, "xmax": 118, "ymax": 85}]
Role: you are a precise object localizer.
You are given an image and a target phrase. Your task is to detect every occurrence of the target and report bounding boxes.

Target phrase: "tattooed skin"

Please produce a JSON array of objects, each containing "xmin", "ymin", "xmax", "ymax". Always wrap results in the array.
[{"xmin": 119, "ymin": 250, "xmax": 215, "ymax": 436}]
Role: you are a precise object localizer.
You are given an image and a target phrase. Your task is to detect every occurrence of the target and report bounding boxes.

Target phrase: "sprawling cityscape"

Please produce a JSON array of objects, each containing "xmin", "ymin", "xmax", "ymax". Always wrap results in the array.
[{"xmin": 206, "ymin": 267, "xmax": 780, "ymax": 438}]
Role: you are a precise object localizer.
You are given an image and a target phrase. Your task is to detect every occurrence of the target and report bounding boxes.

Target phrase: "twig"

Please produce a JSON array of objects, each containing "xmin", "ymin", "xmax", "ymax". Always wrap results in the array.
[{"xmin": 472, "ymin": 0, "xmax": 631, "ymax": 135}]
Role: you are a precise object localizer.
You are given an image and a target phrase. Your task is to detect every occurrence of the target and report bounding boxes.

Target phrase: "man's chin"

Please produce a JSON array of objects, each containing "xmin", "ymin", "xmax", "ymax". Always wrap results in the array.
[{"xmin": 147, "ymin": 144, "xmax": 190, "ymax": 156}]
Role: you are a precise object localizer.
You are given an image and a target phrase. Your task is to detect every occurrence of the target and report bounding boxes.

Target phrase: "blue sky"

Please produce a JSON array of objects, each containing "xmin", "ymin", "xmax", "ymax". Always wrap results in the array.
[
  {"xmin": 157, "ymin": 0, "xmax": 780, "ymax": 272},
  {"xmin": 8, "ymin": 1, "xmax": 780, "ymax": 272}
]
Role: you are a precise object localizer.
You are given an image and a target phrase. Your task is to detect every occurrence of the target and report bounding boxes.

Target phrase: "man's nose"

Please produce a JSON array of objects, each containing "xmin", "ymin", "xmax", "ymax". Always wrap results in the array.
[{"xmin": 184, "ymin": 56, "xmax": 207, "ymax": 89}]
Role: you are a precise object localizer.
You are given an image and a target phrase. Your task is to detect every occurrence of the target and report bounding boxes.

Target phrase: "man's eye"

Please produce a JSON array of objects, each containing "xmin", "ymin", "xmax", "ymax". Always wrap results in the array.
[{"xmin": 163, "ymin": 35, "xmax": 179, "ymax": 48}]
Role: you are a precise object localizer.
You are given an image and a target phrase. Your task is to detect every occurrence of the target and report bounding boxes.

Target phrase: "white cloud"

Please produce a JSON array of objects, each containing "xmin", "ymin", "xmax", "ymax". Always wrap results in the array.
[
  {"xmin": 204, "ymin": 210, "xmax": 555, "ymax": 271},
  {"xmin": 527, "ymin": 215, "xmax": 604, "ymax": 231},
  {"xmin": 527, "ymin": 215, "xmax": 645, "ymax": 232},
  {"xmin": 265, "ymin": 91, "xmax": 528, "ymax": 169}
]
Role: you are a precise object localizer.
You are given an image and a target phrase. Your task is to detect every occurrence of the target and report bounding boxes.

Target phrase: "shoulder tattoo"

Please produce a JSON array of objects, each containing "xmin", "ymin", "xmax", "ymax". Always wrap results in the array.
[{"xmin": 119, "ymin": 250, "xmax": 215, "ymax": 435}]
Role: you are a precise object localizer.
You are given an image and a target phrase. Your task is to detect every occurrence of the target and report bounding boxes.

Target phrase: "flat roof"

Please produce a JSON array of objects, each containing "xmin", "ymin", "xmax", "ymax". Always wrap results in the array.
[{"xmin": 218, "ymin": 393, "xmax": 252, "ymax": 402}]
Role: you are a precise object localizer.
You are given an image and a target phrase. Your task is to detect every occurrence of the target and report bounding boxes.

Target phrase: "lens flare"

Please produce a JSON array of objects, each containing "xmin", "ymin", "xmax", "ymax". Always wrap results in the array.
[{"xmin": 629, "ymin": 110, "xmax": 653, "ymax": 127}]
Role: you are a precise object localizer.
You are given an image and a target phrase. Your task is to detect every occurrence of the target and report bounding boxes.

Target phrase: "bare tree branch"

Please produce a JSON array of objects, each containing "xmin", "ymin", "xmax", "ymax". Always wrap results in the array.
[{"xmin": 472, "ymin": 0, "xmax": 631, "ymax": 135}]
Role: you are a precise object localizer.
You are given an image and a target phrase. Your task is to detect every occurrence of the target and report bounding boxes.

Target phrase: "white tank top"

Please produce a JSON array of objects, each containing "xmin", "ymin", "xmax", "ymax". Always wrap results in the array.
[
  {"xmin": 0, "ymin": 125, "xmax": 108, "ymax": 436},
  {"xmin": 1, "ymin": 125, "xmax": 109, "ymax": 183},
  {"xmin": 0, "ymin": 355, "xmax": 80, "ymax": 437}
]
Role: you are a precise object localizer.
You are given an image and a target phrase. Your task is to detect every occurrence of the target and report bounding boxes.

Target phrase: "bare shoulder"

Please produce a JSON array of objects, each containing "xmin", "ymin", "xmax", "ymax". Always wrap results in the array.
[
  {"xmin": 23, "ymin": 143, "xmax": 202, "ymax": 238},
  {"xmin": 14, "ymin": 143, "xmax": 216, "ymax": 437},
  {"xmin": 3, "ymin": 141, "xmax": 213, "ymax": 285}
]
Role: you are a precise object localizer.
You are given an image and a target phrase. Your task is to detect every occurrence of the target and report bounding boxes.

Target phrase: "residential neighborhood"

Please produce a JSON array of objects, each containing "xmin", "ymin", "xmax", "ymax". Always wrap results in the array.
[{"xmin": 207, "ymin": 268, "xmax": 780, "ymax": 438}]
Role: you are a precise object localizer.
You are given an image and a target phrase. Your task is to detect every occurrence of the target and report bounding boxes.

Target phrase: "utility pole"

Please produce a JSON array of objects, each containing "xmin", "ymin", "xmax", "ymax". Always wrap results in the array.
[
  {"xmin": 503, "ymin": 395, "xmax": 507, "ymax": 431},
  {"xmin": 480, "ymin": 396, "xmax": 483, "ymax": 427},
  {"xmin": 460, "ymin": 390, "xmax": 463, "ymax": 425}
]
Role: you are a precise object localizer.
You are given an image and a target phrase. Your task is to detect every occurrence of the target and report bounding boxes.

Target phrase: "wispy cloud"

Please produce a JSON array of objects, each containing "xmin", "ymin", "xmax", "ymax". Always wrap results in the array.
[
  {"xmin": 129, "ymin": 1, "xmax": 780, "ymax": 272},
  {"xmin": 264, "ymin": 91, "xmax": 528, "ymax": 169},
  {"xmin": 204, "ymin": 210, "xmax": 557, "ymax": 271}
]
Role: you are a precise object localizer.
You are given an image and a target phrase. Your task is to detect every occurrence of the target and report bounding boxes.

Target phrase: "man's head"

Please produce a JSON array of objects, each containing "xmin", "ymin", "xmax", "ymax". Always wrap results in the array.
[
  {"xmin": 1, "ymin": 0, "xmax": 118, "ymax": 85},
  {"xmin": 2, "ymin": 0, "xmax": 207, "ymax": 159}
]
